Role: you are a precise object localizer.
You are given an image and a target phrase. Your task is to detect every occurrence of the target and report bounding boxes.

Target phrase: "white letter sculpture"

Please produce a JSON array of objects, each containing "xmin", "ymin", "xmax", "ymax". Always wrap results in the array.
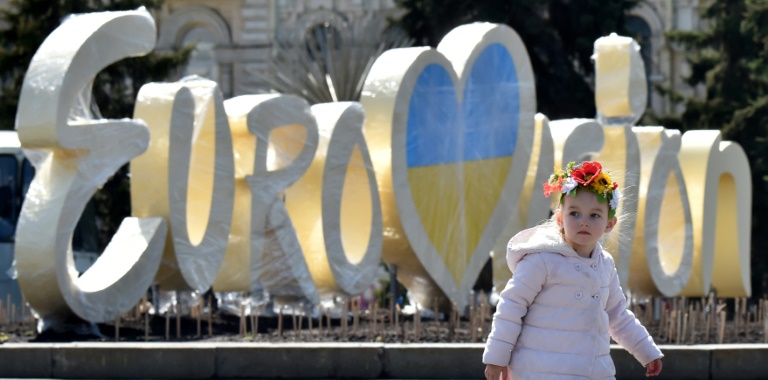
[{"xmin": 15, "ymin": 9, "xmax": 167, "ymax": 324}]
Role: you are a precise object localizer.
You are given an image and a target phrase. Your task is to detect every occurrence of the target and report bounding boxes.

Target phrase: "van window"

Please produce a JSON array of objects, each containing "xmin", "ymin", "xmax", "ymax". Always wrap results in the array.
[
  {"xmin": 0, "ymin": 154, "xmax": 18, "ymax": 241},
  {"xmin": 21, "ymin": 158, "xmax": 33, "ymax": 199}
]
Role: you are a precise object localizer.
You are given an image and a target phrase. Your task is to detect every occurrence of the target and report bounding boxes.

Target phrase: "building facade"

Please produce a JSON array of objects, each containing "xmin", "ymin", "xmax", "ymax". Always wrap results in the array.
[
  {"xmin": 156, "ymin": 0, "xmax": 706, "ymax": 118},
  {"xmin": 626, "ymin": 0, "xmax": 706, "ymax": 116},
  {"xmin": 0, "ymin": 0, "xmax": 707, "ymax": 118},
  {"xmin": 155, "ymin": 0, "xmax": 402, "ymax": 99}
]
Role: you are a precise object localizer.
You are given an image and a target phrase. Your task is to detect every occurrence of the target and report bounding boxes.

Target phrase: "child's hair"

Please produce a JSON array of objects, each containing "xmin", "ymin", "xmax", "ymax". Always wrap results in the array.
[{"xmin": 543, "ymin": 161, "xmax": 622, "ymax": 219}]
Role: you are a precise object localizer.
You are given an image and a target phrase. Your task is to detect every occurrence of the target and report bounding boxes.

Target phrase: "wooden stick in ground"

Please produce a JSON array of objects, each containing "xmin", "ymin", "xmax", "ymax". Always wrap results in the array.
[
  {"xmin": 394, "ymin": 304, "xmax": 401, "ymax": 340},
  {"xmin": 371, "ymin": 302, "xmax": 377, "ymax": 340},
  {"xmin": 642, "ymin": 298, "xmax": 650, "ymax": 326},
  {"xmin": 763, "ymin": 301, "xmax": 768, "ymax": 343},
  {"xmin": 687, "ymin": 302, "xmax": 694, "ymax": 343},
  {"xmin": 277, "ymin": 306, "xmax": 284, "ymax": 337},
  {"xmin": 165, "ymin": 311, "xmax": 170, "ymax": 341},
  {"xmin": 690, "ymin": 303, "xmax": 697, "ymax": 344},
  {"xmin": 115, "ymin": 316, "xmax": 120, "ymax": 341},
  {"xmin": 400, "ymin": 306, "xmax": 407, "ymax": 340},
  {"xmin": 0, "ymin": 300, "xmax": 5, "ymax": 325},
  {"xmin": 660, "ymin": 303, "xmax": 667, "ymax": 340},
  {"xmin": 702, "ymin": 293, "xmax": 715, "ymax": 343},
  {"xmin": 197, "ymin": 299, "xmax": 202, "ymax": 338},
  {"xmin": 670, "ymin": 308, "xmax": 677, "ymax": 343},
  {"xmin": 318, "ymin": 307, "xmax": 324, "ymax": 335},
  {"xmin": 10, "ymin": 303, "xmax": 15, "ymax": 324},
  {"xmin": 292, "ymin": 306, "xmax": 298, "ymax": 333},
  {"xmin": 705, "ymin": 304, "xmax": 712, "ymax": 343},
  {"xmin": 21, "ymin": 296, "xmax": 26, "ymax": 325},
  {"xmin": 480, "ymin": 294, "xmax": 489, "ymax": 339},
  {"xmin": 735, "ymin": 298, "xmax": 740, "ymax": 334},
  {"xmin": 666, "ymin": 309, "xmax": 672, "ymax": 343},
  {"xmin": 414, "ymin": 304, "xmax": 421, "ymax": 341},
  {"xmin": 341, "ymin": 300, "xmax": 348, "ymax": 341},
  {"xmin": 709, "ymin": 294, "xmax": 716, "ymax": 342},
  {"xmin": 240, "ymin": 303, "xmax": 246, "ymax": 336},
  {"xmin": 718, "ymin": 310, "xmax": 726, "ymax": 344},
  {"xmin": 252, "ymin": 314, "xmax": 258, "ymax": 338},
  {"xmin": 352, "ymin": 297, "xmax": 359, "ymax": 334},
  {"xmin": 207, "ymin": 296, "xmax": 213, "ymax": 338},
  {"xmin": 320, "ymin": 307, "xmax": 331, "ymax": 336},
  {"xmin": 145, "ymin": 307, "xmax": 150, "ymax": 341},
  {"xmin": 715, "ymin": 302, "xmax": 727, "ymax": 343},
  {"xmin": 176, "ymin": 303, "xmax": 181, "ymax": 339},
  {"xmin": 435, "ymin": 298, "xmax": 443, "ymax": 340},
  {"xmin": 763, "ymin": 298, "xmax": 766, "ymax": 324},
  {"xmin": 470, "ymin": 304, "xmax": 477, "ymax": 343},
  {"xmin": 449, "ymin": 303, "xmax": 457, "ymax": 342},
  {"xmin": 6, "ymin": 294, "xmax": 10, "ymax": 322},
  {"xmin": 393, "ymin": 303, "xmax": 399, "ymax": 337},
  {"xmin": 744, "ymin": 298, "xmax": 750, "ymax": 338},
  {"xmin": 741, "ymin": 302, "xmax": 746, "ymax": 340},
  {"xmin": 308, "ymin": 306, "xmax": 314, "ymax": 337},
  {"xmin": 676, "ymin": 305, "xmax": 683, "ymax": 344},
  {"xmin": 364, "ymin": 302, "xmax": 370, "ymax": 340},
  {"xmin": 695, "ymin": 298, "xmax": 700, "ymax": 329},
  {"xmin": 744, "ymin": 298, "xmax": 749, "ymax": 333},
  {"xmin": 682, "ymin": 312, "xmax": 688, "ymax": 344},
  {"xmin": 297, "ymin": 303, "xmax": 304, "ymax": 338}
]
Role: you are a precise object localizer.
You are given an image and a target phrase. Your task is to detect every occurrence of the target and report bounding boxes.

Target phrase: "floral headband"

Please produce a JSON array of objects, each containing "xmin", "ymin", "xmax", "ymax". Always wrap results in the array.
[{"xmin": 543, "ymin": 161, "xmax": 621, "ymax": 219}]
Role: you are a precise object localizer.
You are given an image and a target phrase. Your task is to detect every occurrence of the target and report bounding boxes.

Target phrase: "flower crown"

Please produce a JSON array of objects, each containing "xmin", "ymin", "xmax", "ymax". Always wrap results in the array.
[{"xmin": 543, "ymin": 161, "xmax": 621, "ymax": 219}]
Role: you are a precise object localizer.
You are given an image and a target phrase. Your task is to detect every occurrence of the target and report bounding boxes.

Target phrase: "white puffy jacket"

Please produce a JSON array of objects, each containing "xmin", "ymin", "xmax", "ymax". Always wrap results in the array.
[{"xmin": 482, "ymin": 224, "xmax": 662, "ymax": 379}]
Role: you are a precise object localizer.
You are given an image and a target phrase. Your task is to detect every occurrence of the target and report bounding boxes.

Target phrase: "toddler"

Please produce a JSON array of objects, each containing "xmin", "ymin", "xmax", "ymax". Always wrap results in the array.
[{"xmin": 483, "ymin": 161, "xmax": 663, "ymax": 379}]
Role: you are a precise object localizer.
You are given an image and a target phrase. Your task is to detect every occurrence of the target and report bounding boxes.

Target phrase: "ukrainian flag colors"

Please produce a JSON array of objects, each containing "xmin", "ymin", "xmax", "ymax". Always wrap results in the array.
[{"xmin": 362, "ymin": 23, "xmax": 535, "ymax": 309}]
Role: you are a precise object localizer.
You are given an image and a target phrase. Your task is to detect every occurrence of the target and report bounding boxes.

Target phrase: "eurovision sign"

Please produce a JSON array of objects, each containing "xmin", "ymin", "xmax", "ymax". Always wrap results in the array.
[{"xmin": 14, "ymin": 9, "xmax": 750, "ymax": 324}]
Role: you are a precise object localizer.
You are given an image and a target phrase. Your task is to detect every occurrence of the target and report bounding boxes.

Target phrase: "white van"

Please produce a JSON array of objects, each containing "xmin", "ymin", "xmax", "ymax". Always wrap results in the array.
[{"xmin": 0, "ymin": 130, "xmax": 98, "ymax": 320}]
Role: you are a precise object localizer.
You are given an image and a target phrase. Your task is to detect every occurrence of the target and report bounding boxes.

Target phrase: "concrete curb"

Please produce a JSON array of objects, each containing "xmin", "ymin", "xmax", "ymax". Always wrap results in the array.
[{"xmin": 1, "ymin": 342, "xmax": 767, "ymax": 379}]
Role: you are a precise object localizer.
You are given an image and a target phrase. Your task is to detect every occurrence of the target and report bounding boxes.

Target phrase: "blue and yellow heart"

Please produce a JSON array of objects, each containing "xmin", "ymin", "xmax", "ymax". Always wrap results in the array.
[{"xmin": 361, "ymin": 23, "xmax": 535, "ymax": 307}]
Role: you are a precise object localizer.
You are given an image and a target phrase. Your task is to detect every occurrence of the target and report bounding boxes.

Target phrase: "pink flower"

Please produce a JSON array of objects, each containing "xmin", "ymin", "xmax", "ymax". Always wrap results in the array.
[{"xmin": 543, "ymin": 182, "xmax": 557, "ymax": 197}]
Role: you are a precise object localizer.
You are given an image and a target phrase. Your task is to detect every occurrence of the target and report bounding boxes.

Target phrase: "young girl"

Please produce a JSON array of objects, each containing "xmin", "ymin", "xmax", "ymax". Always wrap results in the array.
[{"xmin": 483, "ymin": 161, "xmax": 663, "ymax": 380}]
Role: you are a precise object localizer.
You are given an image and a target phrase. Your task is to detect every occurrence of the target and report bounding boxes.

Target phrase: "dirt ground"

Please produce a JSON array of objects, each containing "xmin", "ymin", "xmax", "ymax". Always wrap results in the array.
[{"xmin": 1, "ymin": 306, "xmax": 766, "ymax": 345}]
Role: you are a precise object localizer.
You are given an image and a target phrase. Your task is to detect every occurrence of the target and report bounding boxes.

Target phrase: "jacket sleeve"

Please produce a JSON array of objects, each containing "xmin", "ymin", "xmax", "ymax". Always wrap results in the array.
[
  {"xmin": 605, "ymin": 260, "xmax": 663, "ymax": 366},
  {"xmin": 482, "ymin": 253, "xmax": 547, "ymax": 366}
]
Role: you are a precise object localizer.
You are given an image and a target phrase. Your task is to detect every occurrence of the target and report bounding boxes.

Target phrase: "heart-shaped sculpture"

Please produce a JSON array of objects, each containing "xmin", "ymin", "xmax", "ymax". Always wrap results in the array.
[{"xmin": 361, "ymin": 23, "xmax": 535, "ymax": 310}]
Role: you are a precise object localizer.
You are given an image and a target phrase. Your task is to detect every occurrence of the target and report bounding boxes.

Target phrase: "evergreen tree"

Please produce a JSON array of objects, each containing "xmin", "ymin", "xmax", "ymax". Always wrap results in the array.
[
  {"xmin": 660, "ymin": 1, "xmax": 768, "ymax": 297},
  {"xmin": 392, "ymin": 0, "xmax": 638, "ymax": 119},
  {"xmin": 0, "ymin": 0, "xmax": 192, "ymax": 250}
]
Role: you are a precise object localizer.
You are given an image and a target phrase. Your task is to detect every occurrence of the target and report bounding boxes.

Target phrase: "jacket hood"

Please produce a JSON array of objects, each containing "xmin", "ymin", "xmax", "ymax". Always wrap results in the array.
[{"xmin": 506, "ymin": 223, "xmax": 600, "ymax": 273}]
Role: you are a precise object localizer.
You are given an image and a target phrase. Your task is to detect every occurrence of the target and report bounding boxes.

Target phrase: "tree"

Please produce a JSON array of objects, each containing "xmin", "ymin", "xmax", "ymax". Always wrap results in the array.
[
  {"xmin": 0, "ymin": 0, "xmax": 192, "ymax": 250},
  {"xmin": 658, "ymin": 1, "xmax": 768, "ymax": 297},
  {"xmin": 392, "ymin": 0, "xmax": 639, "ymax": 119},
  {"xmin": 258, "ymin": 15, "xmax": 412, "ymax": 105}
]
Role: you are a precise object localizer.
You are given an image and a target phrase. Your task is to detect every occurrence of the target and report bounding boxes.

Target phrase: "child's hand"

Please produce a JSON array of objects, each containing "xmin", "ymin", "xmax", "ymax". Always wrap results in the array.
[
  {"xmin": 645, "ymin": 358, "xmax": 662, "ymax": 377},
  {"xmin": 484, "ymin": 364, "xmax": 509, "ymax": 380}
]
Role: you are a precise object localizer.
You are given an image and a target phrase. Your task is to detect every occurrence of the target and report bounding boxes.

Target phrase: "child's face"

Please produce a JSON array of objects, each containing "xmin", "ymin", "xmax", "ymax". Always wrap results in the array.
[{"xmin": 557, "ymin": 189, "xmax": 617, "ymax": 257}]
